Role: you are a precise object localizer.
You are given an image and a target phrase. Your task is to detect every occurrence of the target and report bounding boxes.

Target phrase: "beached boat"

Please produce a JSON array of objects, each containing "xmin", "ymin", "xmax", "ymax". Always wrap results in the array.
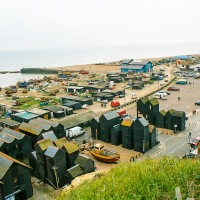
[{"xmin": 89, "ymin": 143, "xmax": 120, "ymax": 163}]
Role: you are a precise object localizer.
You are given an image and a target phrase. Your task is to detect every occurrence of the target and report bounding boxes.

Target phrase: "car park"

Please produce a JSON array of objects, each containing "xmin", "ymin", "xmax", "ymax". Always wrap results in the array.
[
  {"xmin": 195, "ymin": 101, "xmax": 200, "ymax": 106},
  {"xmin": 167, "ymin": 86, "xmax": 180, "ymax": 91}
]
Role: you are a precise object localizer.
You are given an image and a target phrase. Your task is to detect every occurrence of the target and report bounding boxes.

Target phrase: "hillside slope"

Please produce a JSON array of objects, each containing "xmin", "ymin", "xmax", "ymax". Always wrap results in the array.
[{"xmin": 57, "ymin": 157, "xmax": 200, "ymax": 200}]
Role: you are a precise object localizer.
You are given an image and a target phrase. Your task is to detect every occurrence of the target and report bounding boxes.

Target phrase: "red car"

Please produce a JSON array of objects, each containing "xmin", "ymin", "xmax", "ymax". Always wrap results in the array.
[
  {"xmin": 167, "ymin": 86, "xmax": 180, "ymax": 91},
  {"xmin": 111, "ymin": 100, "xmax": 120, "ymax": 107}
]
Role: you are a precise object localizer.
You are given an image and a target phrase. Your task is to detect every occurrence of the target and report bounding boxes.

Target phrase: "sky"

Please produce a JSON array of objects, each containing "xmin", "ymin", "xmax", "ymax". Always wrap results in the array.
[{"xmin": 0, "ymin": 0, "xmax": 200, "ymax": 51}]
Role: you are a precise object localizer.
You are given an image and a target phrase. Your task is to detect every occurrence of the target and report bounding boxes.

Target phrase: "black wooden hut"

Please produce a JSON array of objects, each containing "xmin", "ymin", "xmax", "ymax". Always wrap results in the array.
[
  {"xmin": 63, "ymin": 101, "xmax": 81, "ymax": 110},
  {"xmin": 74, "ymin": 154, "xmax": 95, "ymax": 173},
  {"xmin": 165, "ymin": 109, "xmax": 174, "ymax": 130},
  {"xmin": 44, "ymin": 146, "xmax": 67, "ymax": 188},
  {"xmin": 65, "ymin": 165, "xmax": 84, "ymax": 184},
  {"xmin": 34, "ymin": 139, "xmax": 54, "ymax": 183},
  {"xmin": 91, "ymin": 117, "xmax": 100, "ymax": 139},
  {"xmin": 0, "ymin": 118, "xmax": 21, "ymax": 130},
  {"xmin": 111, "ymin": 124, "xmax": 122, "ymax": 146},
  {"xmin": 147, "ymin": 98, "xmax": 159, "ymax": 125},
  {"xmin": 0, "ymin": 152, "xmax": 33, "ymax": 200},
  {"xmin": 62, "ymin": 141, "xmax": 80, "ymax": 168},
  {"xmin": 171, "ymin": 110, "xmax": 186, "ymax": 132},
  {"xmin": 27, "ymin": 108, "xmax": 51, "ymax": 120},
  {"xmin": 28, "ymin": 151, "xmax": 40, "ymax": 179},
  {"xmin": 99, "ymin": 111, "xmax": 121, "ymax": 143},
  {"xmin": 155, "ymin": 110, "xmax": 166, "ymax": 128},
  {"xmin": 2, "ymin": 127, "xmax": 32, "ymax": 159},
  {"xmin": 38, "ymin": 131, "xmax": 58, "ymax": 142},
  {"xmin": 133, "ymin": 117, "xmax": 149, "ymax": 153},
  {"xmin": 137, "ymin": 97, "xmax": 149, "ymax": 119},
  {"xmin": 19, "ymin": 122, "xmax": 46, "ymax": 148},
  {"xmin": 121, "ymin": 118, "xmax": 134, "ymax": 149},
  {"xmin": 149, "ymin": 125, "xmax": 157, "ymax": 149},
  {"xmin": 30, "ymin": 118, "xmax": 65, "ymax": 139},
  {"xmin": 54, "ymin": 137, "xmax": 68, "ymax": 148}
]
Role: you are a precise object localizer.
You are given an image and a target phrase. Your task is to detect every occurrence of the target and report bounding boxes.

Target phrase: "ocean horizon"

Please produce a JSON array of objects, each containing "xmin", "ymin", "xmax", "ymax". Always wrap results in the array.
[{"xmin": 0, "ymin": 43, "xmax": 200, "ymax": 87}]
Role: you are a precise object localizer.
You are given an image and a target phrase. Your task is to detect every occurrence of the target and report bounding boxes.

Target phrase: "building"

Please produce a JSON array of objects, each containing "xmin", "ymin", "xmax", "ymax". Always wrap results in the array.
[
  {"xmin": 62, "ymin": 141, "xmax": 80, "ymax": 168},
  {"xmin": 121, "ymin": 60, "xmax": 153, "ymax": 73},
  {"xmin": 90, "ymin": 117, "xmax": 100, "ymax": 139},
  {"xmin": 2, "ymin": 127, "xmax": 32, "ymax": 159},
  {"xmin": 99, "ymin": 111, "xmax": 121, "ymax": 143},
  {"xmin": 30, "ymin": 118, "xmax": 65, "ymax": 139},
  {"xmin": 133, "ymin": 118, "xmax": 150, "ymax": 153},
  {"xmin": 38, "ymin": 131, "xmax": 58, "ymax": 142},
  {"xmin": 44, "ymin": 146, "xmax": 67, "ymax": 188},
  {"xmin": 0, "ymin": 152, "xmax": 33, "ymax": 200},
  {"xmin": 74, "ymin": 154, "xmax": 95, "ymax": 174},
  {"xmin": 155, "ymin": 110, "xmax": 166, "ymax": 128},
  {"xmin": 149, "ymin": 125, "xmax": 157, "ymax": 149},
  {"xmin": 12, "ymin": 111, "xmax": 39, "ymax": 123},
  {"xmin": 27, "ymin": 108, "xmax": 51, "ymax": 120},
  {"xmin": 65, "ymin": 165, "xmax": 84, "ymax": 184},
  {"xmin": 0, "ymin": 118, "xmax": 21, "ymax": 130},
  {"xmin": 34, "ymin": 139, "xmax": 54, "ymax": 183}
]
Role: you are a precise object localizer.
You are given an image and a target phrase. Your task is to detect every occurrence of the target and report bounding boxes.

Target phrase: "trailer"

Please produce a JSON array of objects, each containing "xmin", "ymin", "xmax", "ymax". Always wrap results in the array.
[{"xmin": 66, "ymin": 126, "xmax": 85, "ymax": 138}]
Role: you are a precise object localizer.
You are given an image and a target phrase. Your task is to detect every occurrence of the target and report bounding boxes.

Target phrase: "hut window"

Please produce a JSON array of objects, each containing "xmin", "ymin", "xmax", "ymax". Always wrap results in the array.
[
  {"xmin": 150, "ymin": 105, "xmax": 152, "ymax": 110},
  {"xmin": 15, "ymin": 144, "xmax": 19, "ymax": 149}
]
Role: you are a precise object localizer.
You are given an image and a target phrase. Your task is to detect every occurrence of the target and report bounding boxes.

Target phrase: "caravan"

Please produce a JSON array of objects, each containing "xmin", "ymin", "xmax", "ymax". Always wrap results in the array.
[{"xmin": 153, "ymin": 92, "xmax": 167, "ymax": 100}]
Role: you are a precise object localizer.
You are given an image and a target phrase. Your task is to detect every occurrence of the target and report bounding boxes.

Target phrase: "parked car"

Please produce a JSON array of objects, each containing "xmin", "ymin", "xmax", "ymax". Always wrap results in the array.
[
  {"xmin": 110, "ymin": 100, "xmax": 120, "ymax": 107},
  {"xmin": 195, "ymin": 101, "xmax": 200, "ymax": 106},
  {"xmin": 81, "ymin": 104, "xmax": 88, "ymax": 109},
  {"xmin": 167, "ymin": 86, "xmax": 180, "ymax": 91}
]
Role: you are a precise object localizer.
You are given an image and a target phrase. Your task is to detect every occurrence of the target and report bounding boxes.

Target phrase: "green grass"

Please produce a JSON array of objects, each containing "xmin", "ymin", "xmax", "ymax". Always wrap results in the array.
[{"xmin": 57, "ymin": 157, "xmax": 200, "ymax": 200}]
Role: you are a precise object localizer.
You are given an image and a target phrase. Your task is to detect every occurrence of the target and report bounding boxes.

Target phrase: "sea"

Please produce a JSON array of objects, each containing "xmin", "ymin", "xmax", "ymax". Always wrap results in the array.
[{"xmin": 0, "ymin": 43, "xmax": 200, "ymax": 88}]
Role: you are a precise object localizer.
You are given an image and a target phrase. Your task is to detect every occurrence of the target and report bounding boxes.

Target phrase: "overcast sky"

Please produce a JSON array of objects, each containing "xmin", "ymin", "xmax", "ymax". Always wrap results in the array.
[{"xmin": 0, "ymin": 0, "xmax": 200, "ymax": 51}]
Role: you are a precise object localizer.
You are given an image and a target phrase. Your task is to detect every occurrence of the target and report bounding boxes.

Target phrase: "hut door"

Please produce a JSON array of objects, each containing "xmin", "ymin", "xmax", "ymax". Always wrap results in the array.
[
  {"xmin": 44, "ymin": 114, "xmax": 48, "ymax": 120},
  {"xmin": 148, "ymin": 67, "xmax": 150, "ymax": 72}
]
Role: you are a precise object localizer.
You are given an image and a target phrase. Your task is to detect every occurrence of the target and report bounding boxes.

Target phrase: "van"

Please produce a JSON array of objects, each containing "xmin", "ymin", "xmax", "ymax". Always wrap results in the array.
[
  {"xmin": 131, "ymin": 93, "xmax": 138, "ymax": 100},
  {"xmin": 111, "ymin": 100, "xmax": 120, "ymax": 107},
  {"xmin": 66, "ymin": 126, "xmax": 85, "ymax": 138},
  {"xmin": 153, "ymin": 92, "xmax": 167, "ymax": 100},
  {"xmin": 176, "ymin": 79, "xmax": 187, "ymax": 84}
]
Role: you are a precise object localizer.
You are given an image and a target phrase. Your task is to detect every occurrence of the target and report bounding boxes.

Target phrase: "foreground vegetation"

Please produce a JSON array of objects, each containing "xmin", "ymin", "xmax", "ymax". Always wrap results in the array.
[{"xmin": 58, "ymin": 157, "xmax": 200, "ymax": 200}]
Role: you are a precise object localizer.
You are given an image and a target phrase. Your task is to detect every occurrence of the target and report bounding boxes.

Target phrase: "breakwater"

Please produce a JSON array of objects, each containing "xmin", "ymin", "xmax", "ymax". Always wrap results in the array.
[{"xmin": 20, "ymin": 68, "xmax": 59, "ymax": 74}]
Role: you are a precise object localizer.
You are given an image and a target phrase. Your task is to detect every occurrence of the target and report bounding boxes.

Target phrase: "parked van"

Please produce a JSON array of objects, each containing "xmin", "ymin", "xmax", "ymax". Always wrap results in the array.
[
  {"xmin": 153, "ymin": 92, "xmax": 167, "ymax": 100},
  {"xmin": 111, "ymin": 100, "xmax": 120, "ymax": 107},
  {"xmin": 66, "ymin": 126, "xmax": 85, "ymax": 138},
  {"xmin": 176, "ymin": 79, "xmax": 187, "ymax": 84},
  {"xmin": 131, "ymin": 93, "xmax": 139, "ymax": 100}
]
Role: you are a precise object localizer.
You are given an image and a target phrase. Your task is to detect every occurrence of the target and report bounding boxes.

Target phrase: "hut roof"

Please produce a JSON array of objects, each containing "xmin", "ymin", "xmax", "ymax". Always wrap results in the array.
[
  {"xmin": 0, "ymin": 138, "xmax": 6, "ymax": 147},
  {"xmin": 58, "ymin": 110, "xmax": 97, "ymax": 129},
  {"xmin": 139, "ymin": 97, "xmax": 149, "ymax": 104},
  {"xmin": 92, "ymin": 117, "xmax": 99, "ymax": 123},
  {"xmin": 30, "ymin": 118, "xmax": 59, "ymax": 128},
  {"xmin": 30, "ymin": 151, "xmax": 37, "ymax": 160},
  {"xmin": 149, "ymin": 125, "xmax": 156, "ymax": 133},
  {"xmin": 63, "ymin": 141, "xmax": 79, "ymax": 154},
  {"xmin": 159, "ymin": 110, "xmax": 166, "ymax": 116},
  {"xmin": 138, "ymin": 117, "xmax": 149, "ymax": 126},
  {"xmin": 121, "ymin": 118, "xmax": 134, "ymax": 127},
  {"xmin": 0, "ymin": 152, "xmax": 31, "ymax": 179},
  {"xmin": 149, "ymin": 98, "xmax": 159, "ymax": 106},
  {"xmin": 54, "ymin": 137, "xmax": 68, "ymax": 148},
  {"xmin": 103, "ymin": 111, "xmax": 119, "ymax": 120},
  {"xmin": 27, "ymin": 108, "xmax": 50, "ymax": 115},
  {"xmin": 13, "ymin": 111, "xmax": 39, "ymax": 120},
  {"xmin": 43, "ymin": 106, "xmax": 65, "ymax": 112},
  {"xmin": 67, "ymin": 164, "xmax": 84, "ymax": 178},
  {"xmin": 0, "ymin": 132, "xmax": 16, "ymax": 143},
  {"xmin": 44, "ymin": 146, "xmax": 60, "ymax": 158},
  {"xmin": 0, "ymin": 118, "xmax": 20, "ymax": 126},
  {"xmin": 74, "ymin": 154, "xmax": 92, "ymax": 168},
  {"xmin": 35, "ymin": 138, "xmax": 54, "ymax": 151},
  {"xmin": 171, "ymin": 110, "xmax": 185, "ymax": 117},
  {"xmin": 29, "ymin": 120, "xmax": 51, "ymax": 131},
  {"xmin": 168, "ymin": 109, "xmax": 175, "ymax": 114},
  {"xmin": 2, "ymin": 127, "xmax": 25, "ymax": 139},
  {"xmin": 40, "ymin": 131, "xmax": 58, "ymax": 142},
  {"xmin": 19, "ymin": 122, "xmax": 44, "ymax": 135}
]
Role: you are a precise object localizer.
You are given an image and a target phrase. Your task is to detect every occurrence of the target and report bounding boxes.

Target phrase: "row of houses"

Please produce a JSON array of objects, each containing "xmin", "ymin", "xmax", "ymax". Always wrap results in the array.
[
  {"xmin": 137, "ymin": 97, "xmax": 186, "ymax": 132},
  {"xmin": 91, "ymin": 110, "xmax": 158, "ymax": 153}
]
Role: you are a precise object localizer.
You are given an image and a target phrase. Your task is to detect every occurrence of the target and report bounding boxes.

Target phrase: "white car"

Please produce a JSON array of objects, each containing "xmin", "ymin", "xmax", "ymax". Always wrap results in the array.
[{"xmin": 81, "ymin": 104, "xmax": 88, "ymax": 109}]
